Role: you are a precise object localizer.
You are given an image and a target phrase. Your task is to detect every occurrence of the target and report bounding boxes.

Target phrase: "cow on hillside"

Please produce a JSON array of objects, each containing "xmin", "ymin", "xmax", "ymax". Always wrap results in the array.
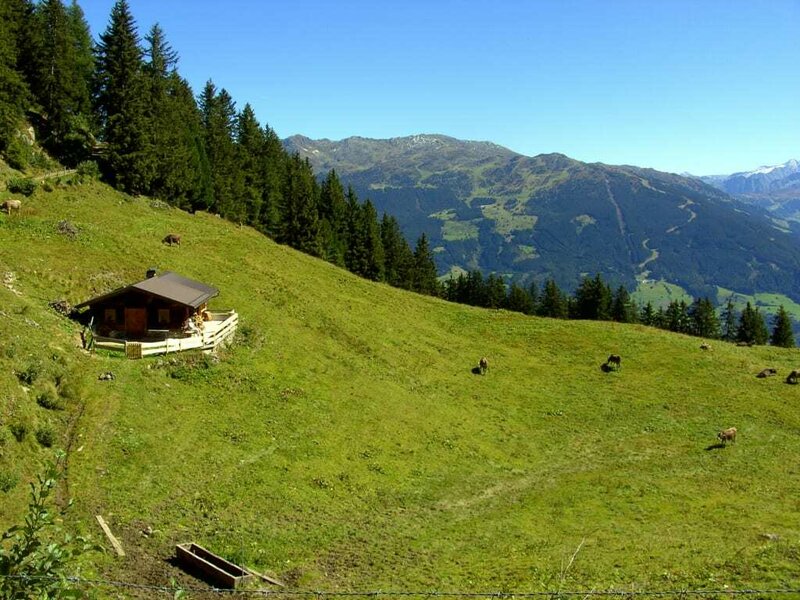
[
  {"xmin": 479, "ymin": 356, "xmax": 489, "ymax": 375},
  {"xmin": 1, "ymin": 199, "xmax": 21, "ymax": 214},
  {"xmin": 162, "ymin": 233, "xmax": 181, "ymax": 246},
  {"xmin": 717, "ymin": 427, "xmax": 737, "ymax": 445}
]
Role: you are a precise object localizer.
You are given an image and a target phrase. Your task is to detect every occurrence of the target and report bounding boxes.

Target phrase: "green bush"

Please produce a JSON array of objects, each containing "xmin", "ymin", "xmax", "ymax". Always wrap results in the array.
[
  {"xmin": 9, "ymin": 422, "xmax": 27, "ymax": 442},
  {"xmin": 0, "ymin": 426, "xmax": 9, "ymax": 448},
  {"xmin": 76, "ymin": 160, "xmax": 100, "ymax": 181},
  {"xmin": 7, "ymin": 177, "xmax": 37, "ymax": 196},
  {"xmin": 35, "ymin": 425, "xmax": 55, "ymax": 448},
  {"xmin": 36, "ymin": 383, "xmax": 65, "ymax": 411},
  {"xmin": 16, "ymin": 360, "xmax": 42, "ymax": 385},
  {"xmin": 0, "ymin": 470, "xmax": 18, "ymax": 493}
]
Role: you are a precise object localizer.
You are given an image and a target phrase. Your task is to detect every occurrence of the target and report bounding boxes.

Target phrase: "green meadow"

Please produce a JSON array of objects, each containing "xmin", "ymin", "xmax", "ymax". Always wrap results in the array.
[{"xmin": 1, "ymin": 177, "xmax": 800, "ymax": 597}]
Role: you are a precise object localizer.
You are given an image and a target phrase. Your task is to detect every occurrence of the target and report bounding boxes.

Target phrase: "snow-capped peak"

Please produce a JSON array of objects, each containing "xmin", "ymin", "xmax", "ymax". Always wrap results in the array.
[{"xmin": 739, "ymin": 159, "xmax": 798, "ymax": 178}]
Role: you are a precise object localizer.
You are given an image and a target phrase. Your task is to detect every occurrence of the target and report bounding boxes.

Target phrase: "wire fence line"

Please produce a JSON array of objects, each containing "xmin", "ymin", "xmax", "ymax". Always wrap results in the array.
[{"xmin": 3, "ymin": 575, "xmax": 800, "ymax": 599}]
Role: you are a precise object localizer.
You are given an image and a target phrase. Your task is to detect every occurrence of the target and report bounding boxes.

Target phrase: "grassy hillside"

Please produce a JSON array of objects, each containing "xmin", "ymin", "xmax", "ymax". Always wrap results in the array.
[{"xmin": 1, "ymin": 175, "xmax": 800, "ymax": 597}]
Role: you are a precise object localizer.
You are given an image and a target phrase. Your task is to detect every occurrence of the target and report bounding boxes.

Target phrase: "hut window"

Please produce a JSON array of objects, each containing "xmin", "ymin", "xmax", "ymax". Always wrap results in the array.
[
  {"xmin": 104, "ymin": 308, "xmax": 116, "ymax": 324},
  {"xmin": 158, "ymin": 309, "xmax": 170, "ymax": 325}
]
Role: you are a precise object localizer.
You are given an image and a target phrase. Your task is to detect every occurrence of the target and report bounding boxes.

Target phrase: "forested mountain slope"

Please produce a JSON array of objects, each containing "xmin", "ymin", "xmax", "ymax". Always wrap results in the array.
[{"xmin": 285, "ymin": 134, "xmax": 800, "ymax": 301}]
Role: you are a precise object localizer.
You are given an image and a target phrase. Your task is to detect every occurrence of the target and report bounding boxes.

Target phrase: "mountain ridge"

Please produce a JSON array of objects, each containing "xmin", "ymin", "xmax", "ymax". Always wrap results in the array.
[{"xmin": 284, "ymin": 134, "xmax": 800, "ymax": 303}]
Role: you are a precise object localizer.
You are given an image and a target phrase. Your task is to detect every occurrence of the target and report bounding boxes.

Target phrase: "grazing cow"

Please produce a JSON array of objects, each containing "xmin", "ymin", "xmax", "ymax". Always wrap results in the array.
[
  {"xmin": 700, "ymin": 343, "xmax": 712, "ymax": 351},
  {"xmin": 605, "ymin": 354, "xmax": 622, "ymax": 370},
  {"xmin": 786, "ymin": 370, "xmax": 800, "ymax": 385},
  {"xmin": 1, "ymin": 199, "xmax": 21, "ymax": 214},
  {"xmin": 757, "ymin": 368, "xmax": 778, "ymax": 379},
  {"xmin": 162, "ymin": 233, "xmax": 181, "ymax": 246},
  {"xmin": 717, "ymin": 427, "xmax": 737, "ymax": 445},
  {"xmin": 479, "ymin": 356, "xmax": 489, "ymax": 375}
]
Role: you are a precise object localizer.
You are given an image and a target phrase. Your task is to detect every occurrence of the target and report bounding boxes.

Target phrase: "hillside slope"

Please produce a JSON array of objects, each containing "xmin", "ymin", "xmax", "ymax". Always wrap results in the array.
[
  {"xmin": 285, "ymin": 134, "xmax": 800, "ymax": 302},
  {"xmin": 1, "ymin": 176, "xmax": 800, "ymax": 596}
]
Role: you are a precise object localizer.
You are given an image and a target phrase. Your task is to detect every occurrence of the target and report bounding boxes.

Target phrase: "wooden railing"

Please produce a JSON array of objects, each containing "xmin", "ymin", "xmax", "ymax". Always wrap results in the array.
[{"xmin": 94, "ymin": 310, "xmax": 238, "ymax": 359}]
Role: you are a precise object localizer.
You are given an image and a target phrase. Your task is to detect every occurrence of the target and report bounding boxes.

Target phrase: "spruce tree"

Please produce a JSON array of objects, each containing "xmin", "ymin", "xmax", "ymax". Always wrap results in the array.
[
  {"xmin": 611, "ymin": 285, "xmax": 635, "ymax": 323},
  {"xmin": 359, "ymin": 200, "xmax": 385, "ymax": 282},
  {"xmin": 485, "ymin": 274, "xmax": 506, "ymax": 309},
  {"xmin": 94, "ymin": 0, "xmax": 153, "ymax": 193},
  {"xmin": 0, "ymin": 0, "xmax": 30, "ymax": 158},
  {"xmin": 280, "ymin": 153, "xmax": 321, "ymax": 256},
  {"xmin": 198, "ymin": 82, "xmax": 244, "ymax": 218},
  {"xmin": 770, "ymin": 305, "xmax": 795, "ymax": 348},
  {"xmin": 504, "ymin": 282, "xmax": 535, "ymax": 314},
  {"xmin": 235, "ymin": 103, "xmax": 265, "ymax": 225},
  {"xmin": 411, "ymin": 233, "xmax": 440, "ymax": 296},
  {"xmin": 573, "ymin": 274, "xmax": 612, "ymax": 320},
  {"xmin": 720, "ymin": 297, "xmax": 738, "ymax": 342},
  {"xmin": 319, "ymin": 170, "xmax": 348, "ymax": 266},
  {"xmin": 689, "ymin": 297, "xmax": 720, "ymax": 339},
  {"xmin": 539, "ymin": 278, "xmax": 567, "ymax": 318},
  {"xmin": 381, "ymin": 214, "xmax": 413, "ymax": 289},
  {"xmin": 639, "ymin": 302, "xmax": 656, "ymax": 326},
  {"xmin": 737, "ymin": 302, "xmax": 768, "ymax": 345}
]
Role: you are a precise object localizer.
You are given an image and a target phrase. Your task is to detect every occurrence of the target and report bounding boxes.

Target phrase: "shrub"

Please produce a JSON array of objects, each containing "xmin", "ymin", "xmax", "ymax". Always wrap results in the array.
[
  {"xmin": 0, "ymin": 470, "xmax": 18, "ymax": 493},
  {"xmin": 76, "ymin": 160, "xmax": 100, "ymax": 182},
  {"xmin": 36, "ymin": 383, "xmax": 64, "ymax": 411},
  {"xmin": 0, "ymin": 451, "xmax": 94, "ymax": 597},
  {"xmin": 16, "ymin": 360, "xmax": 42, "ymax": 385},
  {"xmin": 35, "ymin": 425, "xmax": 55, "ymax": 448},
  {"xmin": 0, "ymin": 426, "xmax": 9, "ymax": 448},
  {"xmin": 9, "ymin": 422, "xmax": 27, "ymax": 442},
  {"xmin": 7, "ymin": 177, "xmax": 36, "ymax": 196}
]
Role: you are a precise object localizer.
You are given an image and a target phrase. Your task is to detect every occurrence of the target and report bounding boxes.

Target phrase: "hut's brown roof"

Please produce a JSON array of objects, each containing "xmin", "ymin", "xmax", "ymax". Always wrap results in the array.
[{"xmin": 75, "ymin": 271, "xmax": 218, "ymax": 309}]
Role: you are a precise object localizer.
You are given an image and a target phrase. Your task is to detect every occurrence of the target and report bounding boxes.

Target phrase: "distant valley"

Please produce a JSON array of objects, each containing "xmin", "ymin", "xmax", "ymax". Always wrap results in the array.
[{"xmin": 284, "ymin": 134, "xmax": 800, "ymax": 305}]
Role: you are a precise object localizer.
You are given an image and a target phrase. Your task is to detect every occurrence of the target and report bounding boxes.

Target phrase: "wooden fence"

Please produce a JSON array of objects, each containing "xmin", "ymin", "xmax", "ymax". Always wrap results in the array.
[{"xmin": 94, "ymin": 310, "xmax": 238, "ymax": 359}]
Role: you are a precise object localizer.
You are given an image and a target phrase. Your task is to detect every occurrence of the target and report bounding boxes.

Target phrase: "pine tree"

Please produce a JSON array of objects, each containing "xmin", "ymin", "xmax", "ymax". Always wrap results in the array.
[
  {"xmin": 539, "ymin": 278, "xmax": 567, "ymax": 318},
  {"xmin": 235, "ymin": 103, "xmax": 265, "ymax": 225},
  {"xmin": 770, "ymin": 305, "xmax": 795, "ymax": 348},
  {"xmin": 504, "ymin": 282, "xmax": 535, "ymax": 314},
  {"xmin": 611, "ymin": 285, "xmax": 636, "ymax": 323},
  {"xmin": 689, "ymin": 297, "xmax": 720, "ymax": 339},
  {"xmin": 318, "ymin": 170, "xmax": 348, "ymax": 266},
  {"xmin": 198, "ymin": 83, "xmax": 245, "ymax": 218},
  {"xmin": 94, "ymin": 0, "xmax": 153, "ymax": 193},
  {"xmin": 359, "ymin": 200, "xmax": 385, "ymax": 282},
  {"xmin": 29, "ymin": 0, "xmax": 92, "ymax": 159},
  {"xmin": 411, "ymin": 233, "xmax": 440, "ymax": 296},
  {"xmin": 720, "ymin": 297, "xmax": 738, "ymax": 342},
  {"xmin": 485, "ymin": 274, "xmax": 506, "ymax": 309},
  {"xmin": 639, "ymin": 302, "xmax": 656, "ymax": 326},
  {"xmin": 280, "ymin": 153, "xmax": 320, "ymax": 256},
  {"xmin": 737, "ymin": 302, "xmax": 768, "ymax": 345},
  {"xmin": 0, "ymin": 0, "xmax": 30, "ymax": 158},
  {"xmin": 381, "ymin": 214, "xmax": 413, "ymax": 289},
  {"xmin": 143, "ymin": 24, "xmax": 207, "ymax": 207},
  {"xmin": 664, "ymin": 300, "xmax": 691, "ymax": 333},
  {"xmin": 573, "ymin": 274, "xmax": 612, "ymax": 320}
]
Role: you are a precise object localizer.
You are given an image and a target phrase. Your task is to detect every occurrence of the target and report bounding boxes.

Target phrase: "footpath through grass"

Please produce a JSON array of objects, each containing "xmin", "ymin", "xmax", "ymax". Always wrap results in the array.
[{"xmin": 1, "ymin": 178, "xmax": 799, "ymax": 596}]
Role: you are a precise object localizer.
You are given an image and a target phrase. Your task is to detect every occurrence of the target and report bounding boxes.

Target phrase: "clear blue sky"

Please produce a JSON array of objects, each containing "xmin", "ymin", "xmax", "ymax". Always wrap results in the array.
[{"xmin": 82, "ymin": 0, "xmax": 799, "ymax": 175}]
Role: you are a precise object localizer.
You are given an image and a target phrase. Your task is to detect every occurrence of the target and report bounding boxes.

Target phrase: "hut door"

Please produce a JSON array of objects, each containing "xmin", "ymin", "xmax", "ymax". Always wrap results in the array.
[{"xmin": 124, "ymin": 308, "xmax": 147, "ymax": 336}]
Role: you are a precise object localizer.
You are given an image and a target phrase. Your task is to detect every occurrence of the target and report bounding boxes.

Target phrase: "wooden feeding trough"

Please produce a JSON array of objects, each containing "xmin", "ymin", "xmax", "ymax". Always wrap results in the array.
[{"xmin": 176, "ymin": 542, "xmax": 255, "ymax": 589}]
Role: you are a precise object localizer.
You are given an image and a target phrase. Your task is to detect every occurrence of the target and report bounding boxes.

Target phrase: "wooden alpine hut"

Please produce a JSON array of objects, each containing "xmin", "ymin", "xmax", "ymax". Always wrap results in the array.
[{"xmin": 75, "ymin": 270, "xmax": 238, "ymax": 358}]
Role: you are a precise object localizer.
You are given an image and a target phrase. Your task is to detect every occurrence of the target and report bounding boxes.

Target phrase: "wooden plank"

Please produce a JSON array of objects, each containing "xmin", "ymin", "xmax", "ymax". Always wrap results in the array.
[
  {"xmin": 95, "ymin": 515, "xmax": 125, "ymax": 557},
  {"xmin": 245, "ymin": 567, "xmax": 285, "ymax": 587}
]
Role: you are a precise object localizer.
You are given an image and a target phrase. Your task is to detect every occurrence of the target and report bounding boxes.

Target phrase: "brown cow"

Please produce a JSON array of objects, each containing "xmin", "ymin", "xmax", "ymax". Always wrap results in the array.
[
  {"xmin": 786, "ymin": 370, "xmax": 800, "ymax": 385},
  {"xmin": 1, "ymin": 199, "xmax": 21, "ymax": 214},
  {"xmin": 162, "ymin": 233, "xmax": 181, "ymax": 246},
  {"xmin": 757, "ymin": 368, "xmax": 778, "ymax": 379},
  {"xmin": 478, "ymin": 356, "xmax": 489, "ymax": 375},
  {"xmin": 717, "ymin": 427, "xmax": 737, "ymax": 445},
  {"xmin": 605, "ymin": 354, "xmax": 622, "ymax": 370}
]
